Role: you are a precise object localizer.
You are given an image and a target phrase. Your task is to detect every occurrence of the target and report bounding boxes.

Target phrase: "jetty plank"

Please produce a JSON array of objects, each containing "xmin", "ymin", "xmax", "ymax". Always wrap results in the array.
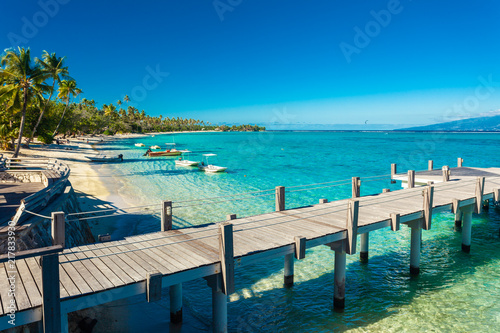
[
  {"xmin": 59, "ymin": 255, "xmax": 93, "ymax": 296},
  {"xmin": 133, "ymin": 232, "xmax": 214, "ymax": 266},
  {"xmin": 16, "ymin": 259, "xmax": 42, "ymax": 307},
  {"xmin": 61, "ymin": 253, "xmax": 104, "ymax": 292},
  {"xmin": 76, "ymin": 248, "xmax": 124, "ymax": 287},
  {"xmin": 133, "ymin": 234, "xmax": 208, "ymax": 268},
  {"xmin": 0, "ymin": 263, "xmax": 14, "ymax": 314},
  {"xmin": 84, "ymin": 244, "xmax": 135, "ymax": 285},
  {"xmin": 127, "ymin": 237, "xmax": 192, "ymax": 272},
  {"xmin": 121, "ymin": 243, "xmax": 173, "ymax": 275},
  {"xmin": 70, "ymin": 250, "xmax": 115, "ymax": 290},
  {"xmin": 96, "ymin": 243, "xmax": 145, "ymax": 282}
]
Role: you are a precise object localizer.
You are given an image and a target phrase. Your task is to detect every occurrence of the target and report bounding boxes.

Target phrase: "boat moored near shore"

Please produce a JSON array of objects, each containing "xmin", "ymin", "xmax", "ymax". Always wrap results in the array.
[{"xmin": 198, "ymin": 153, "xmax": 227, "ymax": 173}]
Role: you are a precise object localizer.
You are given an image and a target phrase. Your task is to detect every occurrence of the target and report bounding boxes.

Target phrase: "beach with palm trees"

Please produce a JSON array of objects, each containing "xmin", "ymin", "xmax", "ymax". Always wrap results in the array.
[{"xmin": 0, "ymin": 47, "xmax": 264, "ymax": 160}]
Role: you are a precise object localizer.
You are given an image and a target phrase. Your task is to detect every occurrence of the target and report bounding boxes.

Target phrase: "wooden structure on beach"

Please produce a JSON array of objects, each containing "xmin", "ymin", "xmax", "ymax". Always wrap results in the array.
[
  {"xmin": 0, "ymin": 157, "xmax": 69, "ymax": 226},
  {"xmin": 0, "ymin": 159, "xmax": 499, "ymax": 332}
]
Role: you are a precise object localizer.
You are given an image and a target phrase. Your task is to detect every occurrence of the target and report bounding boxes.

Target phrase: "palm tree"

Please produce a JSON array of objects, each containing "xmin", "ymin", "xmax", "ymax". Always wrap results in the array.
[
  {"xmin": 29, "ymin": 51, "xmax": 71, "ymax": 144},
  {"xmin": 0, "ymin": 47, "xmax": 49, "ymax": 157},
  {"xmin": 52, "ymin": 79, "xmax": 82, "ymax": 136}
]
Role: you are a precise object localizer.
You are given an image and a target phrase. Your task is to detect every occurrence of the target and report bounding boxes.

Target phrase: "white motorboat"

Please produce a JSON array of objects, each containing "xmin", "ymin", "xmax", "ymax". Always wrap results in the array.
[
  {"xmin": 150, "ymin": 145, "xmax": 161, "ymax": 149},
  {"xmin": 135, "ymin": 143, "xmax": 145, "ymax": 147},
  {"xmin": 175, "ymin": 150, "xmax": 199, "ymax": 167},
  {"xmin": 198, "ymin": 154, "xmax": 227, "ymax": 173}
]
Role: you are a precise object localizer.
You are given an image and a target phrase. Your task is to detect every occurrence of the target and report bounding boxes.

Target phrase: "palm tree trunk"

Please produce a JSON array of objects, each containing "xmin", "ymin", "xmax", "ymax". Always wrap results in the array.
[
  {"xmin": 52, "ymin": 98, "xmax": 70, "ymax": 137},
  {"xmin": 13, "ymin": 89, "xmax": 28, "ymax": 158},
  {"xmin": 28, "ymin": 81, "xmax": 56, "ymax": 144}
]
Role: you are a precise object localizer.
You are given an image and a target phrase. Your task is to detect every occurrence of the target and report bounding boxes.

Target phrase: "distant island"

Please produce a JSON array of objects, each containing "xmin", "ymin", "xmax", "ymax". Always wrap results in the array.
[{"xmin": 397, "ymin": 115, "xmax": 500, "ymax": 132}]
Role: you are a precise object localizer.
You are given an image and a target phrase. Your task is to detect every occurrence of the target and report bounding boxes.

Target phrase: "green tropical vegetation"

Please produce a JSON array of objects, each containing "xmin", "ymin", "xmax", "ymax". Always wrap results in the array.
[{"xmin": 0, "ymin": 47, "xmax": 265, "ymax": 157}]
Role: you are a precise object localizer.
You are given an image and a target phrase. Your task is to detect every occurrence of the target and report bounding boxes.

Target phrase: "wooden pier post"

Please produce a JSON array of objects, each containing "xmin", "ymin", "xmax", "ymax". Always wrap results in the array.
[
  {"xmin": 161, "ymin": 200, "xmax": 173, "ymax": 231},
  {"xmin": 218, "ymin": 222, "xmax": 235, "ymax": 295},
  {"xmin": 422, "ymin": 185, "xmax": 434, "ymax": 230},
  {"xmin": 275, "ymin": 186, "xmax": 285, "ymax": 212},
  {"xmin": 391, "ymin": 163, "xmax": 397, "ymax": 178},
  {"xmin": 452, "ymin": 199, "xmax": 462, "ymax": 229},
  {"xmin": 428, "ymin": 160, "xmax": 433, "ymax": 170},
  {"xmin": 51, "ymin": 212, "xmax": 65, "ymax": 248},
  {"xmin": 275, "ymin": 186, "xmax": 294, "ymax": 287},
  {"xmin": 41, "ymin": 253, "xmax": 61, "ymax": 332},
  {"xmin": 475, "ymin": 177, "xmax": 485, "ymax": 214},
  {"xmin": 352, "ymin": 177, "xmax": 360, "ymax": 198},
  {"xmin": 147, "ymin": 271, "xmax": 162, "ymax": 303},
  {"xmin": 319, "ymin": 198, "xmax": 328, "ymax": 204},
  {"xmin": 409, "ymin": 221, "xmax": 421, "ymax": 275},
  {"xmin": 383, "ymin": 188, "xmax": 390, "ymax": 193},
  {"xmin": 458, "ymin": 157, "xmax": 463, "ymax": 167},
  {"xmin": 346, "ymin": 200, "xmax": 359, "ymax": 255},
  {"xmin": 442, "ymin": 166, "xmax": 450, "ymax": 182},
  {"xmin": 461, "ymin": 205, "xmax": 474, "ymax": 253},
  {"xmin": 360, "ymin": 233, "xmax": 369, "ymax": 263},
  {"xmin": 334, "ymin": 248, "xmax": 346, "ymax": 310},
  {"xmin": 162, "ymin": 200, "xmax": 183, "ymax": 323},
  {"xmin": 408, "ymin": 170, "xmax": 415, "ymax": 189},
  {"xmin": 170, "ymin": 283, "xmax": 183, "ymax": 324}
]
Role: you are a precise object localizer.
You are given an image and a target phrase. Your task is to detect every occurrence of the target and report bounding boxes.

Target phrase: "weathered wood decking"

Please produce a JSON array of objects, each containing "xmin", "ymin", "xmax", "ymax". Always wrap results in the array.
[{"xmin": 1, "ymin": 166, "xmax": 500, "ymax": 331}]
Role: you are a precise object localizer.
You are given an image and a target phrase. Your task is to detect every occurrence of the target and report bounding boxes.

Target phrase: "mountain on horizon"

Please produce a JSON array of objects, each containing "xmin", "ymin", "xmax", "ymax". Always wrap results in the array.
[{"xmin": 398, "ymin": 115, "xmax": 500, "ymax": 132}]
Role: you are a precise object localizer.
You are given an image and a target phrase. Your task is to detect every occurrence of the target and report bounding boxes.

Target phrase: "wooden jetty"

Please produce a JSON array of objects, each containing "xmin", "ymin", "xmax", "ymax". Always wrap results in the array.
[{"xmin": 1, "ymin": 159, "xmax": 499, "ymax": 332}]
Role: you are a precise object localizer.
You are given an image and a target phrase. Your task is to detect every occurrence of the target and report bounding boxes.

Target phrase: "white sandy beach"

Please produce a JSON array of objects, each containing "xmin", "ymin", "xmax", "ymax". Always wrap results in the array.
[{"xmin": 1, "ymin": 134, "xmax": 147, "ymax": 237}]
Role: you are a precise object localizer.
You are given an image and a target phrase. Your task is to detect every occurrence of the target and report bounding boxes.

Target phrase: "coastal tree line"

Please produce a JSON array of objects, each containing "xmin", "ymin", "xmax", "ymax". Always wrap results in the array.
[{"xmin": 0, "ymin": 47, "xmax": 265, "ymax": 157}]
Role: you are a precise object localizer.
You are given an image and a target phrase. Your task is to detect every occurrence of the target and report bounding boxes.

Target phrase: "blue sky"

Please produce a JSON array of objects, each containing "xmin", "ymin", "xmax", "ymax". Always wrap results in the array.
[{"xmin": 2, "ymin": 0, "xmax": 500, "ymax": 128}]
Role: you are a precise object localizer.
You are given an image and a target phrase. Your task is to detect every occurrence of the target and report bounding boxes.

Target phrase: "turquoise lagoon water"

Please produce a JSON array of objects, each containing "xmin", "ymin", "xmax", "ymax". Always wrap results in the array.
[{"xmin": 91, "ymin": 132, "xmax": 500, "ymax": 332}]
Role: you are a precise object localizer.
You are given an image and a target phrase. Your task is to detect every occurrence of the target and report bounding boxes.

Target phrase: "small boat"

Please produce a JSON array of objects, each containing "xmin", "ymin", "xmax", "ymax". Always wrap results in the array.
[
  {"xmin": 198, "ymin": 154, "xmax": 227, "ymax": 173},
  {"xmin": 147, "ymin": 149, "xmax": 182, "ymax": 157},
  {"xmin": 175, "ymin": 151, "xmax": 199, "ymax": 167},
  {"xmin": 145, "ymin": 143, "xmax": 183, "ymax": 157},
  {"xmin": 150, "ymin": 145, "xmax": 161, "ymax": 149},
  {"xmin": 135, "ymin": 143, "xmax": 145, "ymax": 147},
  {"xmin": 86, "ymin": 154, "xmax": 123, "ymax": 162}
]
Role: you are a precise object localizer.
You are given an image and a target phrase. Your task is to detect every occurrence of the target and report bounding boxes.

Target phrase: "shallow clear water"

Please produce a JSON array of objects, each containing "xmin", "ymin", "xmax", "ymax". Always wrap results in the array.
[{"xmin": 93, "ymin": 132, "xmax": 500, "ymax": 332}]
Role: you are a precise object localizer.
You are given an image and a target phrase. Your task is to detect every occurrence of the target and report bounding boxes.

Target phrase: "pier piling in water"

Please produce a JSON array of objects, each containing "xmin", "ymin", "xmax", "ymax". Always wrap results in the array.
[
  {"xmin": 207, "ymin": 274, "xmax": 227, "ymax": 333},
  {"xmin": 453, "ymin": 199, "xmax": 462, "ymax": 229},
  {"xmin": 360, "ymin": 233, "xmax": 369, "ymax": 263},
  {"xmin": 170, "ymin": 283, "xmax": 183, "ymax": 324},
  {"xmin": 458, "ymin": 157, "xmax": 463, "ymax": 167},
  {"xmin": 334, "ymin": 248, "xmax": 346, "ymax": 310},
  {"xmin": 409, "ymin": 221, "xmax": 421, "ymax": 275},
  {"xmin": 461, "ymin": 205, "xmax": 474, "ymax": 253},
  {"xmin": 284, "ymin": 253, "xmax": 294, "ymax": 288},
  {"xmin": 428, "ymin": 160, "xmax": 433, "ymax": 170}
]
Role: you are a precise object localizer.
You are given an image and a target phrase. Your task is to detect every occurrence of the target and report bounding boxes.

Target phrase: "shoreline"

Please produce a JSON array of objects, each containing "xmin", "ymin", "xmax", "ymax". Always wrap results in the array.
[{"xmin": 1, "ymin": 134, "xmax": 139, "ymax": 238}]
